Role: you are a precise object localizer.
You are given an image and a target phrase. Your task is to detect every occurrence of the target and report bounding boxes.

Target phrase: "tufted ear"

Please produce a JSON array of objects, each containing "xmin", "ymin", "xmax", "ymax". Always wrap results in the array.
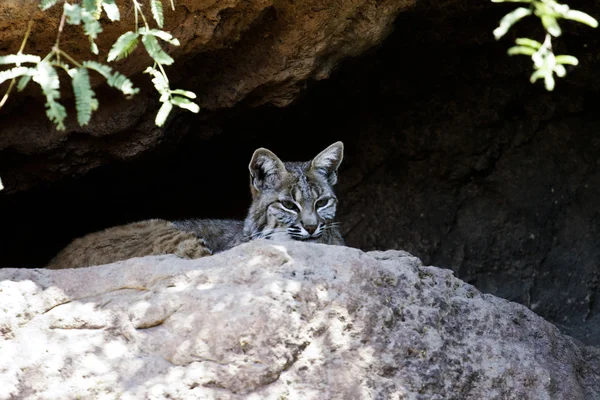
[
  {"xmin": 310, "ymin": 141, "xmax": 344, "ymax": 185},
  {"xmin": 248, "ymin": 147, "xmax": 287, "ymax": 193}
]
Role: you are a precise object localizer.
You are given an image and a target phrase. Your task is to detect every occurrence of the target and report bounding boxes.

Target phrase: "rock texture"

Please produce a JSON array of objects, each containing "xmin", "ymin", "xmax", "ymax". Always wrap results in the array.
[{"xmin": 1, "ymin": 241, "xmax": 599, "ymax": 399}]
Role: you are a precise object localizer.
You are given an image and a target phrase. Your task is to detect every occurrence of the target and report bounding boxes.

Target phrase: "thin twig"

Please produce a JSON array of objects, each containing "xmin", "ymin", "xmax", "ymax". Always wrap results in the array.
[
  {"xmin": 55, "ymin": 49, "xmax": 83, "ymax": 68},
  {"xmin": 53, "ymin": 0, "xmax": 69, "ymax": 63},
  {"xmin": 133, "ymin": 0, "xmax": 150, "ymax": 30}
]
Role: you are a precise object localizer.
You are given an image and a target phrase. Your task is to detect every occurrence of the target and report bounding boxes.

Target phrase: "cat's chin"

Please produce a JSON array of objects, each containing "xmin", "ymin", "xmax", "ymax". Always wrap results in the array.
[{"xmin": 296, "ymin": 237, "xmax": 322, "ymax": 243}]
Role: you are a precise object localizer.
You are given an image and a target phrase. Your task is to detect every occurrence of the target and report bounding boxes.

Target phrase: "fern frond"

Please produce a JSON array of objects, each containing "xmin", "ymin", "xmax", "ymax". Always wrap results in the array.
[
  {"xmin": 107, "ymin": 31, "xmax": 140, "ymax": 62},
  {"xmin": 150, "ymin": 0, "xmax": 164, "ymax": 28},
  {"xmin": 106, "ymin": 72, "xmax": 139, "ymax": 97},
  {"xmin": 101, "ymin": 0, "xmax": 120, "ymax": 21},
  {"xmin": 141, "ymin": 35, "xmax": 174, "ymax": 65},
  {"xmin": 0, "ymin": 66, "xmax": 36, "ymax": 86},
  {"xmin": 0, "ymin": 54, "xmax": 41, "ymax": 65},
  {"xmin": 139, "ymin": 28, "xmax": 180, "ymax": 45},
  {"xmin": 32, "ymin": 62, "xmax": 67, "ymax": 130},
  {"xmin": 39, "ymin": 0, "xmax": 60, "ymax": 11},
  {"xmin": 71, "ymin": 68, "xmax": 98, "ymax": 126},
  {"xmin": 155, "ymin": 100, "xmax": 173, "ymax": 127},
  {"xmin": 82, "ymin": 61, "xmax": 139, "ymax": 96}
]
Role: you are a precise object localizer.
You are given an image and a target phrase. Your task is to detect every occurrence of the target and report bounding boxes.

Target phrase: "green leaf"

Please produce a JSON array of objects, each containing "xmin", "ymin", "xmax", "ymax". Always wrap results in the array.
[
  {"xmin": 544, "ymin": 73, "xmax": 555, "ymax": 91},
  {"xmin": 82, "ymin": 61, "xmax": 140, "ymax": 96},
  {"xmin": 142, "ymin": 34, "xmax": 174, "ymax": 65},
  {"xmin": 17, "ymin": 75, "xmax": 32, "ymax": 91},
  {"xmin": 151, "ymin": 0, "xmax": 164, "ymax": 28},
  {"xmin": 155, "ymin": 101, "xmax": 173, "ymax": 126},
  {"xmin": 39, "ymin": 0, "xmax": 60, "ymax": 11},
  {"xmin": 530, "ymin": 68, "xmax": 546, "ymax": 84},
  {"xmin": 64, "ymin": 3, "xmax": 82, "ymax": 25},
  {"xmin": 494, "ymin": 7, "xmax": 532, "ymax": 40},
  {"xmin": 0, "ymin": 66, "xmax": 36, "ymax": 86},
  {"xmin": 82, "ymin": 0, "xmax": 102, "ymax": 19},
  {"xmin": 171, "ymin": 96, "xmax": 199, "ymax": 113},
  {"xmin": 81, "ymin": 10, "xmax": 103, "ymax": 40},
  {"xmin": 564, "ymin": 9, "xmax": 599, "ymax": 28},
  {"xmin": 102, "ymin": 0, "xmax": 120, "ymax": 21},
  {"xmin": 144, "ymin": 66, "xmax": 169, "ymax": 93},
  {"xmin": 541, "ymin": 15, "xmax": 562, "ymax": 37},
  {"xmin": 554, "ymin": 64, "xmax": 567, "ymax": 78},
  {"xmin": 0, "ymin": 54, "xmax": 41, "ymax": 65},
  {"xmin": 139, "ymin": 28, "xmax": 180, "ymax": 46},
  {"xmin": 507, "ymin": 46, "xmax": 537, "ymax": 56},
  {"xmin": 107, "ymin": 31, "xmax": 140, "ymax": 62},
  {"xmin": 90, "ymin": 41, "xmax": 99, "ymax": 55},
  {"xmin": 555, "ymin": 55, "xmax": 579, "ymax": 65},
  {"xmin": 514, "ymin": 38, "xmax": 542, "ymax": 49},
  {"xmin": 32, "ymin": 61, "xmax": 67, "ymax": 130},
  {"xmin": 71, "ymin": 68, "xmax": 98, "ymax": 126},
  {"xmin": 170, "ymin": 89, "xmax": 196, "ymax": 99}
]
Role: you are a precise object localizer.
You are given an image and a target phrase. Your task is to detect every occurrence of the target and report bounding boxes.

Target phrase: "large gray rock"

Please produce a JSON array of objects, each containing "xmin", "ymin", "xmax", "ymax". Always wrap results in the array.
[{"xmin": 1, "ymin": 240, "xmax": 599, "ymax": 399}]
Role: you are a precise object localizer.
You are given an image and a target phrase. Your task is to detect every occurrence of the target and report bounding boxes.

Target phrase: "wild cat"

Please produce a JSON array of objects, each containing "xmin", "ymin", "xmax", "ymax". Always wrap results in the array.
[{"xmin": 47, "ymin": 142, "xmax": 345, "ymax": 269}]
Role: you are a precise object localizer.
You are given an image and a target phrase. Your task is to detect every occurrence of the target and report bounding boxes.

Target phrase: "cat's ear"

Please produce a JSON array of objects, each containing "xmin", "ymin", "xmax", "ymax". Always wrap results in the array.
[
  {"xmin": 249, "ymin": 148, "xmax": 287, "ymax": 192},
  {"xmin": 310, "ymin": 141, "xmax": 344, "ymax": 185}
]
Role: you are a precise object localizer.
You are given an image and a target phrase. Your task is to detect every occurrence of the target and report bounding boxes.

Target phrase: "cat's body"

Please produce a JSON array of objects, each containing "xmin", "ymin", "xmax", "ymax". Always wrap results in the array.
[
  {"xmin": 46, "ymin": 219, "xmax": 213, "ymax": 269},
  {"xmin": 47, "ymin": 142, "xmax": 345, "ymax": 269}
]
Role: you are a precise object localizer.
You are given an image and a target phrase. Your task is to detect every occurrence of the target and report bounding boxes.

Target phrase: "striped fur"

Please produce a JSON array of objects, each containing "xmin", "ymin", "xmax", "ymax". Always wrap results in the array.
[
  {"xmin": 243, "ymin": 141, "xmax": 345, "ymax": 245},
  {"xmin": 47, "ymin": 219, "xmax": 211, "ymax": 269}
]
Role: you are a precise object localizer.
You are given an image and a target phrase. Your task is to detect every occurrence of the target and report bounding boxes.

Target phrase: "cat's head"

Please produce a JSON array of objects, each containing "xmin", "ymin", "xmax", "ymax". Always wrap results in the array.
[{"xmin": 244, "ymin": 142, "xmax": 344, "ymax": 242}]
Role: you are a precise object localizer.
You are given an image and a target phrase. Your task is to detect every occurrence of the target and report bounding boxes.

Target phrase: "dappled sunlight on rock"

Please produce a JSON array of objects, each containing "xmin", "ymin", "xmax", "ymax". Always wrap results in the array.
[{"xmin": 1, "ymin": 241, "xmax": 599, "ymax": 398}]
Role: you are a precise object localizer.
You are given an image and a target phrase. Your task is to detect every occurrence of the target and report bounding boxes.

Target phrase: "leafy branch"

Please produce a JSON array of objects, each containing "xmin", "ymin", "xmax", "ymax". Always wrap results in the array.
[
  {"xmin": 493, "ymin": 0, "xmax": 598, "ymax": 90},
  {"xmin": 0, "ymin": 0, "xmax": 198, "ymax": 132},
  {"xmin": 106, "ymin": 0, "xmax": 199, "ymax": 126}
]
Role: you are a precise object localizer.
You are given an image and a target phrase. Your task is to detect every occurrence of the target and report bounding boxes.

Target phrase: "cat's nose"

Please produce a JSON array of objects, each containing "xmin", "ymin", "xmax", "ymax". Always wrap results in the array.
[{"xmin": 304, "ymin": 224, "xmax": 318, "ymax": 234}]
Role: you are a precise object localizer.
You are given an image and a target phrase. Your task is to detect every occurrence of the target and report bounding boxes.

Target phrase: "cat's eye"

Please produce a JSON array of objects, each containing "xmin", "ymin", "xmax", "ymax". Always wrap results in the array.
[
  {"xmin": 315, "ymin": 198, "xmax": 330, "ymax": 209},
  {"xmin": 281, "ymin": 200, "xmax": 298, "ymax": 211}
]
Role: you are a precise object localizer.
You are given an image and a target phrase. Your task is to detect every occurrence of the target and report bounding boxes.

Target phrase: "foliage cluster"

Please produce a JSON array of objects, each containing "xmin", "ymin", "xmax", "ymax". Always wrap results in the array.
[
  {"xmin": 0, "ymin": 0, "xmax": 198, "ymax": 132},
  {"xmin": 493, "ymin": 0, "xmax": 597, "ymax": 90},
  {"xmin": 0, "ymin": 1, "xmax": 597, "ymax": 192}
]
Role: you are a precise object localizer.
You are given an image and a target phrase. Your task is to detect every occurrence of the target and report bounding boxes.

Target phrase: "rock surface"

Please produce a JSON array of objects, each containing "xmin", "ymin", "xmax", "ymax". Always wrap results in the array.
[{"xmin": 1, "ymin": 240, "xmax": 599, "ymax": 399}]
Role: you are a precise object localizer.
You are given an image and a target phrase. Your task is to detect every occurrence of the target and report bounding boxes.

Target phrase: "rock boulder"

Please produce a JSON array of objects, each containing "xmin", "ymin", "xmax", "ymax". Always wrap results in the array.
[{"xmin": 1, "ymin": 240, "xmax": 598, "ymax": 399}]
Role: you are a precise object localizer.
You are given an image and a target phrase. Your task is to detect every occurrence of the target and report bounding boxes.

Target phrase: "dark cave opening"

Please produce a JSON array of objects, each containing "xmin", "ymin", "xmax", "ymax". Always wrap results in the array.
[{"xmin": 1, "ymin": 5, "xmax": 599, "ymax": 345}]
